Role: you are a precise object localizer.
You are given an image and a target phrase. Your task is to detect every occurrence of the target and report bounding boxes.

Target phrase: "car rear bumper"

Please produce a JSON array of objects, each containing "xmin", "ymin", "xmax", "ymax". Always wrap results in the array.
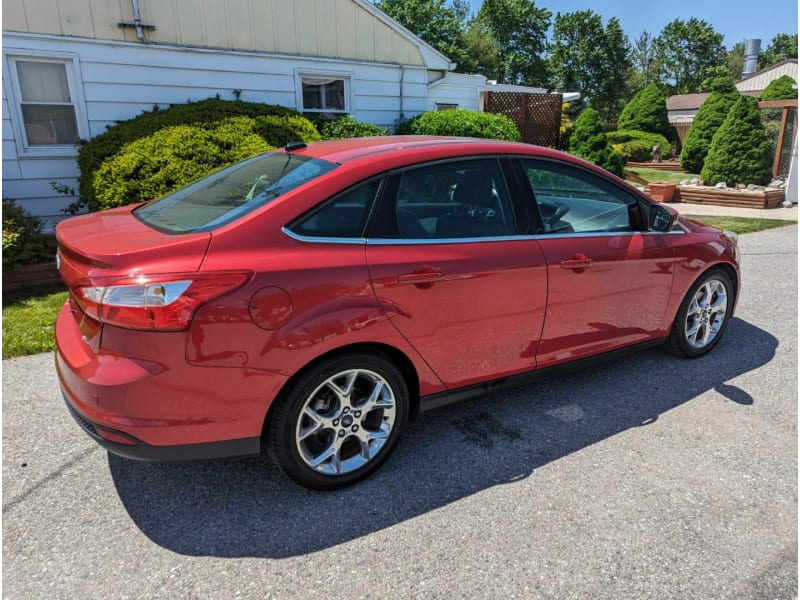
[{"xmin": 55, "ymin": 301, "xmax": 286, "ymax": 459}]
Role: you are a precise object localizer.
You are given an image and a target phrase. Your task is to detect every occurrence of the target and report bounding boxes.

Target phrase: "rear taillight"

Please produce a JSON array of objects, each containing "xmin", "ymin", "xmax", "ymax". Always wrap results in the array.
[{"xmin": 72, "ymin": 271, "xmax": 251, "ymax": 331}]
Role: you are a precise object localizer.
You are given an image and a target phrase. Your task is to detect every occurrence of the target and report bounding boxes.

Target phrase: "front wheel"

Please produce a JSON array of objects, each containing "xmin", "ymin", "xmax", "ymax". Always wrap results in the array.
[
  {"xmin": 666, "ymin": 269, "xmax": 733, "ymax": 358},
  {"xmin": 267, "ymin": 352, "xmax": 409, "ymax": 490}
]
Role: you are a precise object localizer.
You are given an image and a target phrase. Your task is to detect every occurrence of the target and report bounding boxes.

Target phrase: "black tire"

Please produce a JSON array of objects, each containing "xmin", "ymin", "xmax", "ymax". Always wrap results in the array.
[
  {"xmin": 665, "ymin": 268, "xmax": 734, "ymax": 358},
  {"xmin": 267, "ymin": 352, "xmax": 409, "ymax": 490}
]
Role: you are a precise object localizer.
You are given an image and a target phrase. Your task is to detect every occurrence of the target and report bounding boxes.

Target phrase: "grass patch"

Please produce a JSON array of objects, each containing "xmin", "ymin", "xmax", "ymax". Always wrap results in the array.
[
  {"xmin": 627, "ymin": 167, "xmax": 693, "ymax": 184},
  {"xmin": 3, "ymin": 285, "xmax": 67, "ymax": 358},
  {"xmin": 683, "ymin": 215, "xmax": 797, "ymax": 234}
]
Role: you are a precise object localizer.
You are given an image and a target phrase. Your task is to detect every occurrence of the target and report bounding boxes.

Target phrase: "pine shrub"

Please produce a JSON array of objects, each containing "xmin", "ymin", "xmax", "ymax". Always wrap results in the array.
[
  {"xmin": 759, "ymin": 75, "xmax": 798, "ymax": 101},
  {"xmin": 700, "ymin": 96, "xmax": 773, "ymax": 186},
  {"xmin": 617, "ymin": 84, "xmax": 671, "ymax": 137},
  {"xmin": 569, "ymin": 108, "xmax": 625, "ymax": 177},
  {"xmin": 679, "ymin": 88, "xmax": 740, "ymax": 173}
]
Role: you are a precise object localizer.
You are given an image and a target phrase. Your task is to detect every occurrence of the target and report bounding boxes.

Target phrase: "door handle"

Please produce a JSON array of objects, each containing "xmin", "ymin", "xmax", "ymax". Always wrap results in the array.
[
  {"xmin": 560, "ymin": 254, "xmax": 593, "ymax": 272},
  {"xmin": 397, "ymin": 266, "xmax": 443, "ymax": 287}
]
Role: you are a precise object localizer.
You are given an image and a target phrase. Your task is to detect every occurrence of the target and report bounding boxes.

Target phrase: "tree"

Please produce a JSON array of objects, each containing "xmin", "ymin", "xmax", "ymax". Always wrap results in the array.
[
  {"xmin": 760, "ymin": 75, "xmax": 798, "ymax": 101},
  {"xmin": 652, "ymin": 18, "xmax": 726, "ymax": 94},
  {"xmin": 630, "ymin": 30, "xmax": 656, "ymax": 92},
  {"xmin": 616, "ymin": 83, "xmax": 670, "ymax": 136},
  {"xmin": 727, "ymin": 42, "xmax": 745, "ymax": 80},
  {"xmin": 568, "ymin": 108, "xmax": 624, "ymax": 176},
  {"xmin": 476, "ymin": 0, "xmax": 552, "ymax": 86},
  {"xmin": 460, "ymin": 19, "xmax": 501, "ymax": 77},
  {"xmin": 701, "ymin": 95, "xmax": 773, "ymax": 186},
  {"xmin": 757, "ymin": 33, "xmax": 798, "ymax": 69},
  {"xmin": 375, "ymin": 0, "xmax": 468, "ymax": 69},
  {"xmin": 679, "ymin": 77, "xmax": 739, "ymax": 173},
  {"xmin": 592, "ymin": 17, "xmax": 633, "ymax": 124}
]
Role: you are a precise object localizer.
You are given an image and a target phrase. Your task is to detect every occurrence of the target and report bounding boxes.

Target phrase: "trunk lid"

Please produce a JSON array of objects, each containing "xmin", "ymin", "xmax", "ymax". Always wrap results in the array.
[{"xmin": 56, "ymin": 205, "xmax": 212, "ymax": 282}]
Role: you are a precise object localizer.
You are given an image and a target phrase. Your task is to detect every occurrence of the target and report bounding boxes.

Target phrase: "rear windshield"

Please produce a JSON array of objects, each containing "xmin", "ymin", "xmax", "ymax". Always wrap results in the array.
[{"xmin": 134, "ymin": 152, "xmax": 338, "ymax": 234}]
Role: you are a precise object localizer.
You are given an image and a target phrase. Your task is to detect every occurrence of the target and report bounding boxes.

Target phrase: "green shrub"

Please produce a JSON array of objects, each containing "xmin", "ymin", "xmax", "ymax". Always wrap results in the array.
[
  {"xmin": 402, "ymin": 109, "xmax": 520, "ymax": 141},
  {"xmin": 318, "ymin": 115, "xmax": 387, "ymax": 139},
  {"xmin": 701, "ymin": 96, "xmax": 773, "ymax": 186},
  {"xmin": 617, "ymin": 83, "xmax": 671, "ymax": 137},
  {"xmin": 759, "ymin": 75, "xmax": 798, "ymax": 101},
  {"xmin": 253, "ymin": 114, "xmax": 321, "ymax": 146},
  {"xmin": 2, "ymin": 200, "xmax": 51, "ymax": 271},
  {"xmin": 679, "ymin": 88, "xmax": 740, "ymax": 173},
  {"xmin": 91, "ymin": 118, "xmax": 272, "ymax": 209},
  {"xmin": 569, "ymin": 108, "xmax": 624, "ymax": 177},
  {"xmin": 606, "ymin": 130, "xmax": 671, "ymax": 161},
  {"xmin": 77, "ymin": 98, "xmax": 314, "ymax": 212}
]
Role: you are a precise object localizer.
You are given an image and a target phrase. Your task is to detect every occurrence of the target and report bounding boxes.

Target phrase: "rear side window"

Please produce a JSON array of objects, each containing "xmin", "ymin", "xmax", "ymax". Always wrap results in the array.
[
  {"xmin": 134, "ymin": 152, "xmax": 337, "ymax": 234},
  {"xmin": 289, "ymin": 179, "xmax": 382, "ymax": 239}
]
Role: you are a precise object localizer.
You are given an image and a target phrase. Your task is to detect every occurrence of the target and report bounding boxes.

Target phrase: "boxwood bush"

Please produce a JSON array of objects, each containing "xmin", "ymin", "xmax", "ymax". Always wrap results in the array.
[
  {"xmin": 606, "ymin": 130, "xmax": 671, "ymax": 161},
  {"xmin": 569, "ymin": 108, "xmax": 625, "ymax": 177},
  {"xmin": 90, "ymin": 118, "xmax": 273, "ymax": 210},
  {"xmin": 701, "ymin": 95, "xmax": 773, "ymax": 186},
  {"xmin": 77, "ymin": 98, "xmax": 319, "ymax": 212},
  {"xmin": 400, "ymin": 109, "xmax": 520, "ymax": 141},
  {"xmin": 318, "ymin": 115, "xmax": 387, "ymax": 139},
  {"xmin": 2, "ymin": 200, "xmax": 51, "ymax": 271}
]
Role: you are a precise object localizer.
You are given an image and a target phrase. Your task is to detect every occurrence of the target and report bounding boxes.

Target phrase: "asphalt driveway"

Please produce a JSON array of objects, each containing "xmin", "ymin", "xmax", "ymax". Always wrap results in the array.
[{"xmin": 3, "ymin": 225, "xmax": 797, "ymax": 599}]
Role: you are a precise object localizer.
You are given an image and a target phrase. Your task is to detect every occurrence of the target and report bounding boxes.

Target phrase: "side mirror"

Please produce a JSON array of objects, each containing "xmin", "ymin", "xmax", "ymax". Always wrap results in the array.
[{"xmin": 649, "ymin": 204, "xmax": 675, "ymax": 232}]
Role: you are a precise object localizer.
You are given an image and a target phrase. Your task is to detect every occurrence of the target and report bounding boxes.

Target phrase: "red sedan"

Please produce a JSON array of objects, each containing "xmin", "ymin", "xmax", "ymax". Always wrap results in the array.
[{"xmin": 55, "ymin": 136, "xmax": 739, "ymax": 489}]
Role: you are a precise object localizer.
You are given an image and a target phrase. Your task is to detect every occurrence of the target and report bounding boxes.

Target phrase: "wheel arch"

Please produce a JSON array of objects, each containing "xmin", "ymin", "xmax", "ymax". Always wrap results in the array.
[{"xmin": 261, "ymin": 342, "xmax": 421, "ymax": 441}]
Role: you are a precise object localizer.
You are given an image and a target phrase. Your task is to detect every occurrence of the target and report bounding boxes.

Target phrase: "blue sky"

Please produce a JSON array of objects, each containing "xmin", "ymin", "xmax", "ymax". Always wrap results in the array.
[{"xmin": 465, "ymin": 0, "xmax": 799, "ymax": 49}]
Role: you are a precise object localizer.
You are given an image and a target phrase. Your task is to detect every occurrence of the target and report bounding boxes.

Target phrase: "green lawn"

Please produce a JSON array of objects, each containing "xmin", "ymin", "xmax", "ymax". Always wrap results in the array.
[
  {"xmin": 683, "ymin": 215, "xmax": 797, "ymax": 234},
  {"xmin": 627, "ymin": 167, "xmax": 694, "ymax": 184},
  {"xmin": 3, "ymin": 286, "xmax": 67, "ymax": 358}
]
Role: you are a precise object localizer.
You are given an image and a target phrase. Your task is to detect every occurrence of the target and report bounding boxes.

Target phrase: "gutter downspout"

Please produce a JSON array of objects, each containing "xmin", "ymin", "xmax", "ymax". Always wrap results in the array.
[{"xmin": 131, "ymin": 0, "xmax": 145, "ymax": 41}]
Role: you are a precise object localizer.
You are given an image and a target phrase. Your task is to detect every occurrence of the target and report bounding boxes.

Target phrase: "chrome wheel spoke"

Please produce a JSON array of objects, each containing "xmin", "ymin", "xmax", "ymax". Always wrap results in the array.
[
  {"xmin": 684, "ymin": 277, "xmax": 728, "ymax": 349},
  {"xmin": 296, "ymin": 367, "xmax": 398, "ymax": 477}
]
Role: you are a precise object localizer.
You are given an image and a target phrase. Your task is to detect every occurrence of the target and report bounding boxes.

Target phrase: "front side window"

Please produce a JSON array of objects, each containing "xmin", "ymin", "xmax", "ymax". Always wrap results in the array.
[
  {"xmin": 5, "ymin": 55, "xmax": 85, "ymax": 152},
  {"xmin": 372, "ymin": 159, "xmax": 515, "ymax": 239},
  {"xmin": 135, "ymin": 152, "xmax": 338, "ymax": 234},
  {"xmin": 521, "ymin": 160, "xmax": 639, "ymax": 234}
]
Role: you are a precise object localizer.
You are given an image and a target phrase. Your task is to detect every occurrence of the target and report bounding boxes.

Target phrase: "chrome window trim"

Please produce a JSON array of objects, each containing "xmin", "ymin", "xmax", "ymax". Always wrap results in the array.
[{"xmin": 283, "ymin": 226, "xmax": 684, "ymax": 246}]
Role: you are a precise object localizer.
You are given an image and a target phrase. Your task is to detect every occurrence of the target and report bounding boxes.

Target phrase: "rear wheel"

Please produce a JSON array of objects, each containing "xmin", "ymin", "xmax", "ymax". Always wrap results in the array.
[
  {"xmin": 268, "ymin": 352, "xmax": 409, "ymax": 490},
  {"xmin": 666, "ymin": 269, "xmax": 733, "ymax": 358}
]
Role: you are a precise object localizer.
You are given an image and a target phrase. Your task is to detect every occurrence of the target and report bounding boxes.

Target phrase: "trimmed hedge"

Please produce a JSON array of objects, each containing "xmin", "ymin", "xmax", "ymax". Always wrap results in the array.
[
  {"xmin": 569, "ymin": 108, "xmax": 625, "ymax": 177},
  {"xmin": 2, "ymin": 199, "xmax": 50, "ymax": 271},
  {"xmin": 679, "ymin": 88, "xmax": 739, "ymax": 173},
  {"xmin": 91, "ymin": 118, "xmax": 272, "ymax": 210},
  {"xmin": 701, "ymin": 95, "xmax": 773, "ymax": 186},
  {"xmin": 77, "ymin": 98, "xmax": 318, "ymax": 212},
  {"xmin": 318, "ymin": 115, "xmax": 387, "ymax": 139},
  {"xmin": 617, "ymin": 83, "xmax": 671, "ymax": 137},
  {"xmin": 401, "ymin": 109, "xmax": 520, "ymax": 141},
  {"xmin": 606, "ymin": 130, "xmax": 671, "ymax": 161}
]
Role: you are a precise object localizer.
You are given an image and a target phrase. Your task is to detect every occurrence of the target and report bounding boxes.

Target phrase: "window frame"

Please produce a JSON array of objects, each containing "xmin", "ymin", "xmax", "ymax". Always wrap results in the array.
[
  {"xmin": 295, "ymin": 69, "xmax": 352, "ymax": 118},
  {"xmin": 3, "ymin": 50, "xmax": 89, "ymax": 157}
]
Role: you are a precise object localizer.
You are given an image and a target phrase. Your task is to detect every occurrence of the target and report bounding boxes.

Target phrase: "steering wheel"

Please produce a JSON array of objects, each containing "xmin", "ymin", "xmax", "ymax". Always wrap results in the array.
[{"xmin": 544, "ymin": 203, "xmax": 569, "ymax": 229}]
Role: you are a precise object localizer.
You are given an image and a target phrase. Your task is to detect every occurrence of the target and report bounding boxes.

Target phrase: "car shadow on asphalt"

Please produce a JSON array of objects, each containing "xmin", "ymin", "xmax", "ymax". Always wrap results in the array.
[{"xmin": 108, "ymin": 317, "xmax": 776, "ymax": 558}]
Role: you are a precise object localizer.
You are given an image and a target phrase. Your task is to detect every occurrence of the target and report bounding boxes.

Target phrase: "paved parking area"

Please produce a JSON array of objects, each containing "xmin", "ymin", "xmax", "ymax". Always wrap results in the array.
[{"xmin": 3, "ymin": 225, "xmax": 797, "ymax": 599}]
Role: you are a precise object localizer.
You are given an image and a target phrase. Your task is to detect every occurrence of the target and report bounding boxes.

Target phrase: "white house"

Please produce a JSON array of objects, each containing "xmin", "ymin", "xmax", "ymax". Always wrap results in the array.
[{"xmin": 2, "ymin": 0, "xmax": 488, "ymax": 227}]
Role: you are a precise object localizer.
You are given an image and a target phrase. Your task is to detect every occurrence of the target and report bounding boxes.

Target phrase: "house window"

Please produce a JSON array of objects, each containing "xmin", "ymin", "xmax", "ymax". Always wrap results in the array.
[
  {"xmin": 4, "ymin": 54, "xmax": 86, "ymax": 155},
  {"xmin": 297, "ymin": 73, "xmax": 350, "ymax": 118},
  {"xmin": 435, "ymin": 103, "xmax": 458, "ymax": 110}
]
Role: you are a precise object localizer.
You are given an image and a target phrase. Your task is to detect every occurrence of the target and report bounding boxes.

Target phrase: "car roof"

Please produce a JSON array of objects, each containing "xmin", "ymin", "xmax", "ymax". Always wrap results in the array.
[{"xmin": 280, "ymin": 135, "xmax": 564, "ymax": 165}]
